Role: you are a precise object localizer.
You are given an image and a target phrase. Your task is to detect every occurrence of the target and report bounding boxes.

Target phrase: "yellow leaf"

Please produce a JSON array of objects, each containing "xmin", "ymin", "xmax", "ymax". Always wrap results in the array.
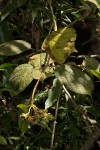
[{"xmin": 42, "ymin": 27, "xmax": 77, "ymax": 64}]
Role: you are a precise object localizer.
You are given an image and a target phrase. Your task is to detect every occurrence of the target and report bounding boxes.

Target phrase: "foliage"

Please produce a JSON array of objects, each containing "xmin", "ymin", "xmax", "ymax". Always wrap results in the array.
[
  {"xmin": 0, "ymin": 0, "xmax": 100, "ymax": 150},
  {"xmin": 55, "ymin": 64, "xmax": 94, "ymax": 95},
  {"xmin": 0, "ymin": 40, "xmax": 31, "ymax": 56},
  {"xmin": 42, "ymin": 27, "xmax": 77, "ymax": 64}
]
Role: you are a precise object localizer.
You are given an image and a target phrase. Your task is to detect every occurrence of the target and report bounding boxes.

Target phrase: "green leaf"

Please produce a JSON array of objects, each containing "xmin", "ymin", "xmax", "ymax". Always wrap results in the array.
[
  {"xmin": 17, "ymin": 104, "xmax": 29, "ymax": 113},
  {"xmin": 82, "ymin": 58, "xmax": 100, "ymax": 71},
  {"xmin": 34, "ymin": 90, "xmax": 48, "ymax": 102},
  {"xmin": 82, "ymin": 58, "xmax": 100, "ymax": 79},
  {"xmin": 31, "ymin": 9, "xmax": 37, "ymax": 22},
  {"xmin": 29, "ymin": 53, "xmax": 53, "ymax": 69},
  {"xmin": 19, "ymin": 118, "xmax": 29, "ymax": 134},
  {"xmin": 0, "ymin": 63, "xmax": 14, "ymax": 69},
  {"xmin": 0, "ymin": 136, "xmax": 7, "ymax": 145},
  {"xmin": 55, "ymin": 64, "xmax": 94, "ymax": 95},
  {"xmin": 8, "ymin": 136, "xmax": 20, "ymax": 140},
  {"xmin": 90, "ymin": 70, "xmax": 100, "ymax": 80},
  {"xmin": 80, "ymin": 0, "xmax": 91, "ymax": 9},
  {"xmin": 29, "ymin": 53, "xmax": 48, "ymax": 68},
  {"xmin": 0, "ymin": 40, "xmax": 31, "ymax": 56},
  {"xmin": 29, "ymin": 53, "xmax": 54, "ymax": 80},
  {"xmin": 42, "ymin": 27, "xmax": 77, "ymax": 64},
  {"xmin": 45, "ymin": 78, "xmax": 61, "ymax": 109},
  {"xmin": 31, "ymin": 67, "xmax": 54, "ymax": 80},
  {"xmin": 9, "ymin": 64, "xmax": 34, "ymax": 93},
  {"xmin": 0, "ymin": 0, "xmax": 27, "ymax": 22},
  {"xmin": 85, "ymin": 0, "xmax": 100, "ymax": 9},
  {"xmin": 42, "ymin": 66, "xmax": 54, "ymax": 80}
]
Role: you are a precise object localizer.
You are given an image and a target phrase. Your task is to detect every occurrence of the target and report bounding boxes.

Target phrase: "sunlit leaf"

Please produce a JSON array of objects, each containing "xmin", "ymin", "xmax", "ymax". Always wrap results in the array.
[
  {"xmin": 82, "ymin": 58, "xmax": 100, "ymax": 79},
  {"xmin": 87, "ymin": 118, "xmax": 97, "ymax": 124},
  {"xmin": 43, "ymin": 66, "xmax": 54, "ymax": 80},
  {"xmin": 32, "ymin": 67, "xmax": 54, "ymax": 80},
  {"xmin": 29, "ymin": 53, "xmax": 53, "ymax": 69},
  {"xmin": 82, "ymin": 58, "xmax": 100, "ymax": 71},
  {"xmin": 45, "ymin": 78, "xmax": 61, "ymax": 109},
  {"xmin": 0, "ymin": 40, "xmax": 31, "ymax": 56},
  {"xmin": 55, "ymin": 64, "xmax": 94, "ymax": 95},
  {"xmin": 29, "ymin": 53, "xmax": 54, "ymax": 80},
  {"xmin": 17, "ymin": 104, "xmax": 29, "ymax": 113},
  {"xmin": 8, "ymin": 136, "xmax": 20, "ymax": 140},
  {"xmin": 90, "ymin": 70, "xmax": 100, "ymax": 80},
  {"xmin": 42, "ymin": 27, "xmax": 77, "ymax": 64},
  {"xmin": 9, "ymin": 64, "xmax": 34, "ymax": 93},
  {"xmin": 85, "ymin": 0, "xmax": 100, "ymax": 9}
]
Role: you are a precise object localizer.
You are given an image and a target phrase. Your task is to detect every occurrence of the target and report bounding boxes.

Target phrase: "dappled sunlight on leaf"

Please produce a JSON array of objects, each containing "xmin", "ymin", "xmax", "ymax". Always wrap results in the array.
[
  {"xmin": 42, "ymin": 27, "xmax": 77, "ymax": 64},
  {"xmin": 9, "ymin": 64, "xmax": 34, "ymax": 93},
  {"xmin": 55, "ymin": 64, "xmax": 94, "ymax": 95},
  {"xmin": 0, "ymin": 40, "xmax": 31, "ymax": 56}
]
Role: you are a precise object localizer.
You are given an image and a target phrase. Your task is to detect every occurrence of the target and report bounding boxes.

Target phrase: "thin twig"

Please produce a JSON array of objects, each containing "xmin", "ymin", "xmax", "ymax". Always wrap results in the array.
[
  {"xmin": 68, "ymin": 16, "xmax": 88, "ymax": 28},
  {"xmin": 31, "ymin": 55, "xmax": 50, "ymax": 105},
  {"xmin": 48, "ymin": 1, "xmax": 59, "ymax": 149},
  {"xmin": 62, "ymin": 85, "xmax": 99, "ymax": 133},
  {"xmin": 31, "ymin": 0, "xmax": 56, "ymax": 106},
  {"xmin": 48, "ymin": 0, "xmax": 57, "ymax": 31},
  {"xmin": 69, "ymin": 55, "xmax": 100, "ymax": 59},
  {"xmin": 50, "ymin": 87, "xmax": 62, "ymax": 150},
  {"xmin": 31, "ymin": 73, "xmax": 43, "ymax": 105}
]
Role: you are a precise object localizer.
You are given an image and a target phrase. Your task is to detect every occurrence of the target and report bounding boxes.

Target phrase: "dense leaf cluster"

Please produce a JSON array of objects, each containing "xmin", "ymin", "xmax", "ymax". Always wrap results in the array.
[{"xmin": 0, "ymin": 0, "xmax": 100, "ymax": 150}]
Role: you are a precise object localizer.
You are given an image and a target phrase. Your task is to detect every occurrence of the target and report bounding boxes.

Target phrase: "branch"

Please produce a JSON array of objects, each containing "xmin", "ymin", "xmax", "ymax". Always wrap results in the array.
[
  {"xmin": 31, "ymin": 55, "xmax": 50, "ymax": 105},
  {"xmin": 50, "ymin": 87, "xmax": 62, "ymax": 150},
  {"xmin": 48, "ymin": 0, "xmax": 57, "ymax": 31},
  {"xmin": 69, "ymin": 55, "xmax": 100, "ymax": 59},
  {"xmin": 62, "ymin": 85, "xmax": 99, "ymax": 133}
]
